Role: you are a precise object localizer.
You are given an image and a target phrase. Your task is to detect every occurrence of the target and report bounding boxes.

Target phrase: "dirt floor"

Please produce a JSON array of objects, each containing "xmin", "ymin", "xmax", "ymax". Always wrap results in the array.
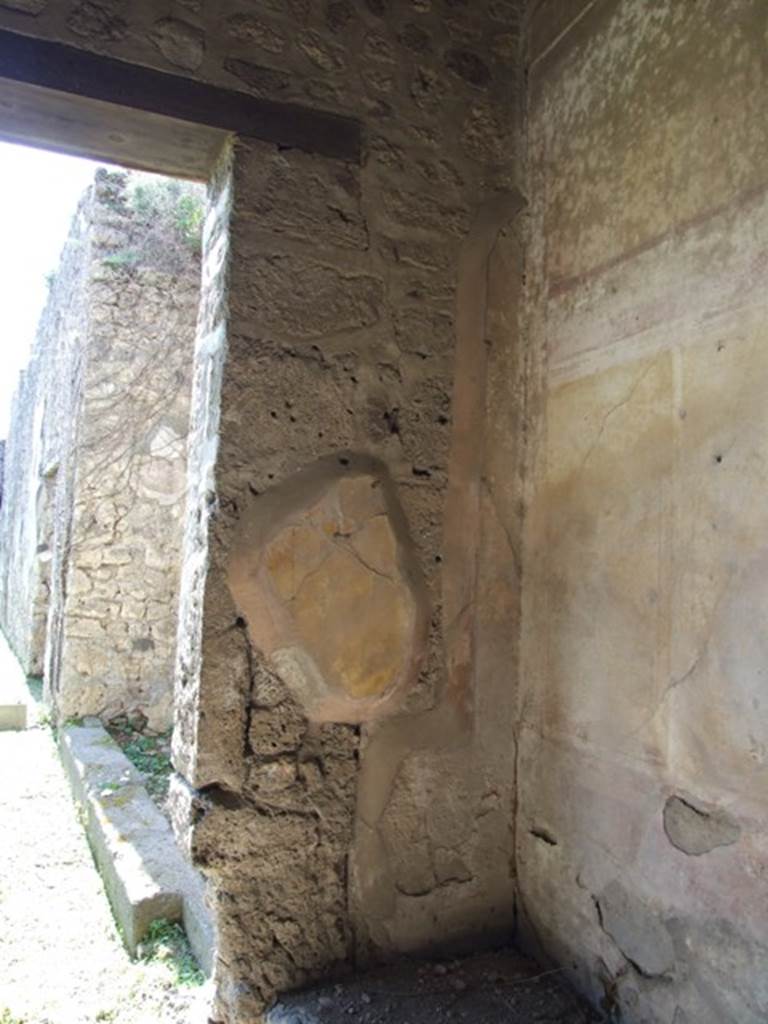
[
  {"xmin": 266, "ymin": 949, "xmax": 603, "ymax": 1024},
  {"xmin": 0, "ymin": 640, "xmax": 210, "ymax": 1024}
]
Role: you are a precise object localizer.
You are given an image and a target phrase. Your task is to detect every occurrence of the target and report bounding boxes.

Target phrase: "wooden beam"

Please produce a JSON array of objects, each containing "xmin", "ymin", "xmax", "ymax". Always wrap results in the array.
[
  {"xmin": 0, "ymin": 77, "xmax": 229, "ymax": 180},
  {"xmin": 0, "ymin": 28, "xmax": 362, "ymax": 163}
]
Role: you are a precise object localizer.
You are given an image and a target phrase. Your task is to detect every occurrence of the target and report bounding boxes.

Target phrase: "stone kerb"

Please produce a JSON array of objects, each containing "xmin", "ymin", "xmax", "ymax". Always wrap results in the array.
[{"xmin": 59, "ymin": 720, "xmax": 214, "ymax": 972}]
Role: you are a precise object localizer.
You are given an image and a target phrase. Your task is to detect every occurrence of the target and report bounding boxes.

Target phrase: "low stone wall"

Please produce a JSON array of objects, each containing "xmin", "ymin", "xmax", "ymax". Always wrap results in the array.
[{"xmin": 59, "ymin": 720, "xmax": 214, "ymax": 970}]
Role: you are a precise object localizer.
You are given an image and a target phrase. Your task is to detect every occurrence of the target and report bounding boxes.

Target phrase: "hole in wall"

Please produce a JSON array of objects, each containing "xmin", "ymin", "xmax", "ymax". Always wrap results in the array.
[{"xmin": 529, "ymin": 827, "xmax": 558, "ymax": 847}]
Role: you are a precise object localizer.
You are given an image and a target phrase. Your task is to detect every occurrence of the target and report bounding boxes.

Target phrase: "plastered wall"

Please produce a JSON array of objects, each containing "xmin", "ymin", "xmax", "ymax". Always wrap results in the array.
[{"xmin": 519, "ymin": 2, "xmax": 768, "ymax": 1021}]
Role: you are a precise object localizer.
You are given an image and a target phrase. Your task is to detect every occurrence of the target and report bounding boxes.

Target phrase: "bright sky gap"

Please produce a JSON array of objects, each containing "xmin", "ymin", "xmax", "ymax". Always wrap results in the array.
[{"xmin": 0, "ymin": 139, "xmax": 100, "ymax": 437}]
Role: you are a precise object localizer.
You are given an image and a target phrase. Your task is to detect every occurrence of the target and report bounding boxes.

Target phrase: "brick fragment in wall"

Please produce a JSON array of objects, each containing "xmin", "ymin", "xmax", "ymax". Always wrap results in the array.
[
  {"xmin": 462, "ymin": 102, "xmax": 512, "ymax": 164},
  {"xmin": 298, "ymin": 29, "xmax": 347, "ymax": 73},
  {"xmin": 363, "ymin": 32, "xmax": 397, "ymax": 64},
  {"xmin": 409, "ymin": 65, "xmax": 448, "ymax": 117},
  {"xmin": 223, "ymin": 58, "xmax": 293, "ymax": 98}
]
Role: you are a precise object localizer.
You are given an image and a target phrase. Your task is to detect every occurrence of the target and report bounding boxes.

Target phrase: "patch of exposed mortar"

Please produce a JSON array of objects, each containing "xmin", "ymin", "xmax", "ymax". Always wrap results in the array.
[{"xmin": 663, "ymin": 795, "xmax": 740, "ymax": 856}]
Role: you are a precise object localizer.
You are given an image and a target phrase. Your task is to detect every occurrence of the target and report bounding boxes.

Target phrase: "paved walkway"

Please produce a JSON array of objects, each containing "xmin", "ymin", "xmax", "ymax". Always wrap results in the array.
[{"xmin": 0, "ymin": 633, "xmax": 206, "ymax": 1024}]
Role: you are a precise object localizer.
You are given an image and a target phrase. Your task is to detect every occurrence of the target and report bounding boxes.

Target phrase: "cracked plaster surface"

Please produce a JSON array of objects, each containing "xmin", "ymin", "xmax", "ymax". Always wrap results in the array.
[{"xmin": 228, "ymin": 467, "xmax": 427, "ymax": 723}]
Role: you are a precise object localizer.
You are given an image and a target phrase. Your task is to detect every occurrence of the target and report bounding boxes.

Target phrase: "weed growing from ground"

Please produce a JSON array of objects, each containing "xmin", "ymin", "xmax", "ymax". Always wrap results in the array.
[
  {"xmin": 138, "ymin": 919, "xmax": 204, "ymax": 988},
  {"xmin": 106, "ymin": 716, "xmax": 173, "ymax": 806},
  {"xmin": 1, "ymin": 1009, "xmax": 27, "ymax": 1024}
]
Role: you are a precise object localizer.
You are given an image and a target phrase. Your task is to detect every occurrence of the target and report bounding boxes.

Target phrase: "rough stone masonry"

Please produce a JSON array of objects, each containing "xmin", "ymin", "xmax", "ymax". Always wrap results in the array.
[{"xmin": 0, "ymin": 168, "xmax": 201, "ymax": 730}]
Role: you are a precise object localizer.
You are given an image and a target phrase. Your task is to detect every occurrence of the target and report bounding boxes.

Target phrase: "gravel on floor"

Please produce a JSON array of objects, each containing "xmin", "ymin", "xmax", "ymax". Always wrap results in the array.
[{"xmin": 267, "ymin": 948, "xmax": 603, "ymax": 1024}]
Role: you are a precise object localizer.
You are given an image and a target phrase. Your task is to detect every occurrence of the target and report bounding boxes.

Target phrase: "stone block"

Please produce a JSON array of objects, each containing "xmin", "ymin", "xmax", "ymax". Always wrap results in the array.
[
  {"xmin": 0, "ymin": 701, "xmax": 26, "ymax": 731},
  {"xmin": 0, "ymin": 634, "xmax": 29, "ymax": 730},
  {"xmin": 150, "ymin": 17, "xmax": 205, "ymax": 72},
  {"xmin": 229, "ymin": 248, "xmax": 383, "ymax": 343},
  {"xmin": 59, "ymin": 722, "xmax": 214, "ymax": 973},
  {"xmin": 236, "ymin": 145, "xmax": 367, "ymax": 250}
]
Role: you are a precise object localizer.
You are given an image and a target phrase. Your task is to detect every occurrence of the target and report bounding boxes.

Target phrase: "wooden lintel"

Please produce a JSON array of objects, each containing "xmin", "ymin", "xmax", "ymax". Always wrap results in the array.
[{"xmin": 0, "ymin": 28, "xmax": 362, "ymax": 163}]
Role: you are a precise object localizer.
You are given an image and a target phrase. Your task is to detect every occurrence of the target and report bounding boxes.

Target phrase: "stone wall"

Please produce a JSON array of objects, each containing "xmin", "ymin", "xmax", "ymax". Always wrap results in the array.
[
  {"xmin": 56, "ymin": 171, "xmax": 201, "ymax": 729},
  {"xmin": 0, "ymin": 168, "xmax": 201, "ymax": 730},
  {"xmin": 176, "ymin": 78, "xmax": 525, "ymax": 1024},
  {"xmin": 0, "ymin": 193, "xmax": 92, "ymax": 677},
  {"xmin": 0, "ymin": 0, "xmax": 526, "ymax": 1018},
  {"xmin": 518, "ymin": 2, "xmax": 768, "ymax": 1022}
]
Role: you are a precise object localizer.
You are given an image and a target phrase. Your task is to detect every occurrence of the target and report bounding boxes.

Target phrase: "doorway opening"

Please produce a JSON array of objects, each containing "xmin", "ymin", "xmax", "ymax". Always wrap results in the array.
[{"xmin": 0, "ymin": 82, "xmax": 228, "ymax": 1020}]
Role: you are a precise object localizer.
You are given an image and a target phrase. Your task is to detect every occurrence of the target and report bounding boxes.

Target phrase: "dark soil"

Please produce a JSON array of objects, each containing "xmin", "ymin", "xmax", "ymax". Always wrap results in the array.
[{"xmin": 266, "ymin": 949, "xmax": 602, "ymax": 1024}]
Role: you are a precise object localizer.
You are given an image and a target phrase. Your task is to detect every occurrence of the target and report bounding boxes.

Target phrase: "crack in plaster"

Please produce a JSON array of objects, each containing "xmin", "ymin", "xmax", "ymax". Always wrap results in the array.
[{"xmin": 579, "ymin": 362, "xmax": 656, "ymax": 473}]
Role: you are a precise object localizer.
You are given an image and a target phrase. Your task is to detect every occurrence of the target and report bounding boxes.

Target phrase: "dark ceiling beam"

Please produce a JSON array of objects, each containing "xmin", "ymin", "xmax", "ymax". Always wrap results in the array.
[{"xmin": 0, "ymin": 28, "xmax": 362, "ymax": 163}]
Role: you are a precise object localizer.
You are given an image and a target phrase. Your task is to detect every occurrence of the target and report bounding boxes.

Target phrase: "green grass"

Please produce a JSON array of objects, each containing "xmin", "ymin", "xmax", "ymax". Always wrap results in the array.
[
  {"xmin": 1, "ymin": 1009, "xmax": 27, "ymax": 1024},
  {"xmin": 138, "ymin": 919, "xmax": 204, "ymax": 988},
  {"xmin": 102, "ymin": 249, "xmax": 141, "ymax": 269},
  {"xmin": 121, "ymin": 731, "xmax": 173, "ymax": 802},
  {"xmin": 105, "ymin": 718, "xmax": 173, "ymax": 805}
]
